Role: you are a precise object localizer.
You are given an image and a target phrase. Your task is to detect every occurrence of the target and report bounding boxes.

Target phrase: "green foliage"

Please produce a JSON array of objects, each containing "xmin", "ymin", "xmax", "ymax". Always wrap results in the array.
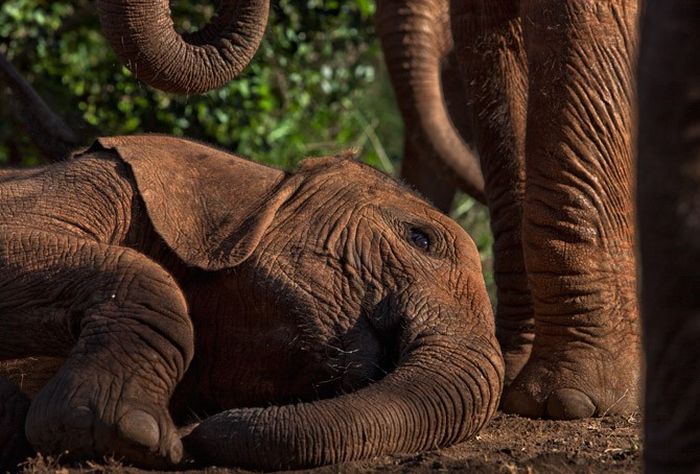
[
  {"xmin": 0, "ymin": 0, "xmax": 493, "ymax": 290},
  {"xmin": 0, "ymin": 0, "xmax": 401, "ymax": 171}
]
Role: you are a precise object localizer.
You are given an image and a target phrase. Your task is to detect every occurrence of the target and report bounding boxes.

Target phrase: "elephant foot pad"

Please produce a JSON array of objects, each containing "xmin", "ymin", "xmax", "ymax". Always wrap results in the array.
[{"xmin": 501, "ymin": 344, "xmax": 639, "ymax": 420}]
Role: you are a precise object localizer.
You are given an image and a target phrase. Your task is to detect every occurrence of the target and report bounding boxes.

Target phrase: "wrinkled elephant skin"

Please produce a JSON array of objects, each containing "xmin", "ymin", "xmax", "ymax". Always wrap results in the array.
[
  {"xmin": 450, "ymin": 0, "xmax": 640, "ymax": 419},
  {"xmin": 376, "ymin": 0, "xmax": 485, "ymax": 209},
  {"xmin": 96, "ymin": 0, "xmax": 269, "ymax": 94},
  {"xmin": 0, "ymin": 135, "xmax": 503, "ymax": 469}
]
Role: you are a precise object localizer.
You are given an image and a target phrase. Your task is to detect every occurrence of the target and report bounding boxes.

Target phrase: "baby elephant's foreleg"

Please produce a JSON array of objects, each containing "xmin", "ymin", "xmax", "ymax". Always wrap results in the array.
[{"xmin": 0, "ymin": 232, "xmax": 194, "ymax": 467}]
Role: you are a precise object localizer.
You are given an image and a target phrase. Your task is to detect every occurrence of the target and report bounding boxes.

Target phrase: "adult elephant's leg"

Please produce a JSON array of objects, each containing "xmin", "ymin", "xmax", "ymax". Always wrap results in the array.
[
  {"xmin": 505, "ymin": 0, "xmax": 640, "ymax": 419},
  {"xmin": 451, "ymin": 0, "xmax": 533, "ymax": 385},
  {"xmin": 638, "ymin": 2, "xmax": 700, "ymax": 471}
]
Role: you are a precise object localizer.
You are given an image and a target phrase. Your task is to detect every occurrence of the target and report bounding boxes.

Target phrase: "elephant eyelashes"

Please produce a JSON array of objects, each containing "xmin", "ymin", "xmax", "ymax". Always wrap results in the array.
[{"xmin": 408, "ymin": 228, "xmax": 431, "ymax": 251}]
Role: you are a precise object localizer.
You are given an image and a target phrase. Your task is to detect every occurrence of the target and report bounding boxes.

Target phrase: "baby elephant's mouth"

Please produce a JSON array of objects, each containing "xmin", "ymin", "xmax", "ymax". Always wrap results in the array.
[{"xmin": 317, "ymin": 320, "xmax": 400, "ymax": 398}]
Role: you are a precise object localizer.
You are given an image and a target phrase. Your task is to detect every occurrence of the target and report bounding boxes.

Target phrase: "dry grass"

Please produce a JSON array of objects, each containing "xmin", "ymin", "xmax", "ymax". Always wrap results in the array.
[{"xmin": 19, "ymin": 454, "xmax": 133, "ymax": 474}]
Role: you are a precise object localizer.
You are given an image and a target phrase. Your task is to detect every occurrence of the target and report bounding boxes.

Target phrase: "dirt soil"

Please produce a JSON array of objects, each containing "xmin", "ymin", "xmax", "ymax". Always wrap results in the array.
[{"xmin": 16, "ymin": 412, "xmax": 641, "ymax": 474}]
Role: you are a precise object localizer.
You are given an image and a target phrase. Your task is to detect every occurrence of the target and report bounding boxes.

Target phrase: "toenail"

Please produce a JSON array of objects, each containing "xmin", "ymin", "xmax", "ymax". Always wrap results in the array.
[
  {"xmin": 546, "ymin": 388, "xmax": 596, "ymax": 419},
  {"xmin": 63, "ymin": 406, "xmax": 94, "ymax": 430},
  {"xmin": 168, "ymin": 437, "xmax": 183, "ymax": 464},
  {"xmin": 502, "ymin": 390, "xmax": 544, "ymax": 418},
  {"xmin": 117, "ymin": 410, "xmax": 160, "ymax": 449}
]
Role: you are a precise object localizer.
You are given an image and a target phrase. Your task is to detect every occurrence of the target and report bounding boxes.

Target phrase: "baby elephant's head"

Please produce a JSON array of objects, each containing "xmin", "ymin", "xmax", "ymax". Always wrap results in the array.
[
  {"xmin": 254, "ymin": 156, "xmax": 501, "ymax": 398},
  {"xmin": 103, "ymin": 136, "xmax": 503, "ymax": 470}
]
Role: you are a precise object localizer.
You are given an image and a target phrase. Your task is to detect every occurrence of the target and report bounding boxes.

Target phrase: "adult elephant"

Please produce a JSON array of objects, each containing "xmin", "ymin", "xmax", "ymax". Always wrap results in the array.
[
  {"xmin": 638, "ymin": 1, "xmax": 700, "ymax": 472},
  {"xmin": 449, "ymin": 1, "xmax": 640, "ymax": 419}
]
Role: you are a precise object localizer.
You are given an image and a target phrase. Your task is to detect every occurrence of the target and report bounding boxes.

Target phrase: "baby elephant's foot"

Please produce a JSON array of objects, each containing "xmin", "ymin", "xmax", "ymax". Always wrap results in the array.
[
  {"xmin": 26, "ymin": 366, "xmax": 182, "ymax": 467},
  {"xmin": 502, "ymin": 332, "xmax": 640, "ymax": 419},
  {"xmin": 0, "ymin": 378, "xmax": 33, "ymax": 472}
]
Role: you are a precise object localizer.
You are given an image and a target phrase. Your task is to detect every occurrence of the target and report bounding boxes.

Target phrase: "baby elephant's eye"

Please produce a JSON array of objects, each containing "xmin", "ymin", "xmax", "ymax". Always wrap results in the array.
[{"xmin": 409, "ymin": 228, "xmax": 430, "ymax": 251}]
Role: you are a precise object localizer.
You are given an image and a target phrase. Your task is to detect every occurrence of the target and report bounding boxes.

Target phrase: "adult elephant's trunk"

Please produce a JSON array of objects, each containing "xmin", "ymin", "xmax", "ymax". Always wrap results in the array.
[
  {"xmin": 375, "ymin": 0, "xmax": 485, "ymax": 203},
  {"xmin": 185, "ymin": 329, "xmax": 503, "ymax": 469},
  {"xmin": 96, "ymin": 0, "xmax": 269, "ymax": 94}
]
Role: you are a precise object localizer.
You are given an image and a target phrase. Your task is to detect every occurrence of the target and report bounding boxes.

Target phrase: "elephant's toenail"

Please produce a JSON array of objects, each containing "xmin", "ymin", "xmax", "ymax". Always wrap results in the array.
[
  {"xmin": 502, "ymin": 390, "xmax": 544, "ymax": 418},
  {"xmin": 117, "ymin": 410, "xmax": 160, "ymax": 449},
  {"xmin": 547, "ymin": 388, "xmax": 596, "ymax": 419},
  {"xmin": 168, "ymin": 438, "xmax": 183, "ymax": 464},
  {"xmin": 177, "ymin": 422, "xmax": 199, "ymax": 438},
  {"xmin": 64, "ymin": 406, "xmax": 94, "ymax": 430}
]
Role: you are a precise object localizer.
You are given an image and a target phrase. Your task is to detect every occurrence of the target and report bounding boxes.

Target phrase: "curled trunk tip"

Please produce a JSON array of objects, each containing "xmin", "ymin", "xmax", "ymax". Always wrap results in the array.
[
  {"xmin": 375, "ymin": 3, "xmax": 486, "ymax": 203},
  {"xmin": 96, "ymin": 0, "xmax": 270, "ymax": 95}
]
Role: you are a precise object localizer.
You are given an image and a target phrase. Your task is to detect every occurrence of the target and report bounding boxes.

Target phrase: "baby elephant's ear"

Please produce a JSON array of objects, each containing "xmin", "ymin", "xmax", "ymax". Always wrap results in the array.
[{"xmin": 92, "ymin": 136, "xmax": 300, "ymax": 271}]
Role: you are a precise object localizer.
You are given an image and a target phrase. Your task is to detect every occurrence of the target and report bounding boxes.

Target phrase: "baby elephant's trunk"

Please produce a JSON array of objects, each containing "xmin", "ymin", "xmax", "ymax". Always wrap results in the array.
[{"xmin": 184, "ymin": 321, "xmax": 504, "ymax": 469}]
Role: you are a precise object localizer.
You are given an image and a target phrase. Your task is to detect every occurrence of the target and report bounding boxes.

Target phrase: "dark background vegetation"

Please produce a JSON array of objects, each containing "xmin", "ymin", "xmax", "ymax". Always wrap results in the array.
[{"xmin": 0, "ymin": 0, "xmax": 493, "ymax": 291}]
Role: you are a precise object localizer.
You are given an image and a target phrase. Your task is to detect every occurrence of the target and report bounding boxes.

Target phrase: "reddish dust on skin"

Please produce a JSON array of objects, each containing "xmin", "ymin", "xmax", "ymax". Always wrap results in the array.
[{"xmin": 18, "ymin": 413, "xmax": 640, "ymax": 473}]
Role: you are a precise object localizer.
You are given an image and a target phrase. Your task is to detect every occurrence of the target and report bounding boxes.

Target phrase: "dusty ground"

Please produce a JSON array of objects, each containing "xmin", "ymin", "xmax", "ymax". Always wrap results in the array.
[{"xmin": 16, "ymin": 412, "xmax": 641, "ymax": 473}]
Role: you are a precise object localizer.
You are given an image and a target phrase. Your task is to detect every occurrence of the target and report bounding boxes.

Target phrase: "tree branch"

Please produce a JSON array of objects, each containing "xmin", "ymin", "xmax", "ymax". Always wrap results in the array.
[{"xmin": 0, "ymin": 51, "xmax": 81, "ymax": 162}]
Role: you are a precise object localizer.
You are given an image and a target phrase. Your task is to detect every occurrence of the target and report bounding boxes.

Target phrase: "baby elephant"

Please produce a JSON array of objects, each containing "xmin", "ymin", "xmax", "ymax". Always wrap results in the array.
[{"xmin": 0, "ymin": 135, "xmax": 503, "ymax": 469}]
